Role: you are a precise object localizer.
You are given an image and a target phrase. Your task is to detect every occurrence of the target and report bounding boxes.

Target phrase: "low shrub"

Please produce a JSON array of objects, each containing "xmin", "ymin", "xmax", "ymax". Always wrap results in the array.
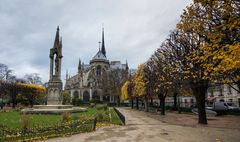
[
  {"xmin": 90, "ymin": 103, "xmax": 96, "ymax": 108},
  {"xmin": 96, "ymin": 111, "xmax": 104, "ymax": 121},
  {"xmin": 72, "ymin": 114, "xmax": 80, "ymax": 121},
  {"xmin": 96, "ymin": 104, "xmax": 108, "ymax": 110},
  {"xmin": 89, "ymin": 99, "xmax": 103, "ymax": 104},
  {"xmin": 62, "ymin": 113, "xmax": 71, "ymax": 122},
  {"xmin": 95, "ymin": 104, "xmax": 110, "ymax": 122},
  {"xmin": 103, "ymin": 104, "xmax": 108, "ymax": 111},
  {"xmin": 72, "ymin": 99, "xmax": 84, "ymax": 106},
  {"xmin": 20, "ymin": 114, "xmax": 31, "ymax": 132}
]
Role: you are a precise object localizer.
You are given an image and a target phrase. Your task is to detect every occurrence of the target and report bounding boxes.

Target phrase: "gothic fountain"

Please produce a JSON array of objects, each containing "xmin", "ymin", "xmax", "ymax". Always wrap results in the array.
[{"xmin": 21, "ymin": 27, "xmax": 86, "ymax": 114}]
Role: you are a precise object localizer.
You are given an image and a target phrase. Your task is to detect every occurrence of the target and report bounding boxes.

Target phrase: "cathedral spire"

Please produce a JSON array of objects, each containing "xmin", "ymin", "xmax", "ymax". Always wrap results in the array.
[
  {"xmin": 66, "ymin": 70, "xmax": 68, "ymax": 80},
  {"xmin": 78, "ymin": 58, "xmax": 81, "ymax": 73},
  {"xmin": 126, "ymin": 60, "xmax": 129, "ymax": 71},
  {"xmin": 98, "ymin": 41, "xmax": 101, "ymax": 51},
  {"xmin": 101, "ymin": 27, "xmax": 106, "ymax": 57}
]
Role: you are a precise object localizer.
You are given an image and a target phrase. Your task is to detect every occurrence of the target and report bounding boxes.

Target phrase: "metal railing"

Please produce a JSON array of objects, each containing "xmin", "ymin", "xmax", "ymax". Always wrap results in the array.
[{"xmin": 0, "ymin": 118, "xmax": 96, "ymax": 141}]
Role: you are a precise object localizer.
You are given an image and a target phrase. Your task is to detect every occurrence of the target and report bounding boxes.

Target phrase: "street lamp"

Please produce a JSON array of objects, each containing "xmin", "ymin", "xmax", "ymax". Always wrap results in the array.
[{"xmin": 177, "ymin": 78, "xmax": 182, "ymax": 114}]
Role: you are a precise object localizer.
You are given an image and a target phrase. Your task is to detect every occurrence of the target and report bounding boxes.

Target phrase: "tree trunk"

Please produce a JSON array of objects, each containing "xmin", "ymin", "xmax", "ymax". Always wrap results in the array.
[
  {"xmin": 131, "ymin": 99, "xmax": 134, "ymax": 109},
  {"xmin": 145, "ymin": 96, "xmax": 149, "ymax": 112},
  {"xmin": 1, "ymin": 94, "xmax": 3, "ymax": 109},
  {"xmin": 30, "ymin": 99, "xmax": 34, "ymax": 108},
  {"xmin": 237, "ymin": 80, "xmax": 240, "ymax": 93},
  {"xmin": 160, "ymin": 99, "xmax": 165, "ymax": 115},
  {"xmin": 0, "ymin": 99, "xmax": 3, "ymax": 109},
  {"xmin": 195, "ymin": 93, "xmax": 207, "ymax": 124},
  {"xmin": 12, "ymin": 99, "xmax": 16, "ymax": 108},
  {"xmin": 178, "ymin": 94, "xmax": 182, "ymax": 114},
  {"xmin": 191, "ymin": 81, "xmax": 208, "ymax": 124},
  {"xmin": 173, "ymin": 92, "xmax": 177, "ymax": 110},
  {"xmin": 158, "ymin": 94, "xmax": 166, "ymax": 115},
  {"xmin": 141, "ymin": 98, "xmax": 145, "ymax": 109},
  {"xmin": 136, "ymin": 97, "xmax": 139, "ymax": 110},
  {"xmin": 11, "ymin": 92, "xmax": 16, "ymax": 108},
  {"xmin": 150, "ymin": 98, "xmax": 153, "ymax": 105},
  {"xmin": 117, "ymin": 96, "xmax": 120, "ymax": 107},
  {"xmin": 158, "ymin": 96, "xmax": 161, "ymax": 111}
]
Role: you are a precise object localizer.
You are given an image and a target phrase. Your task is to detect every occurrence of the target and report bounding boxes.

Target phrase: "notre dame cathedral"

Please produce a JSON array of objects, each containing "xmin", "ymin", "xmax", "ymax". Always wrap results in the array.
[{"xmin": 62, "ymin": 27, "xmax": 129, "ymax": 104}]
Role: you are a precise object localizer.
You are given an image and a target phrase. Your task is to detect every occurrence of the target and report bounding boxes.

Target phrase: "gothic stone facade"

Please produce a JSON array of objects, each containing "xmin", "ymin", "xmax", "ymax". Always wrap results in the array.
[{"xmin": 64, "ymin": 29, "xmax": 128, "ymax": 103}]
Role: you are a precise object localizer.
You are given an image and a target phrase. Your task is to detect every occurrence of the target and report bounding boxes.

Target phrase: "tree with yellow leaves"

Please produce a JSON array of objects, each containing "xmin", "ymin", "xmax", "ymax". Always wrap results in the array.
[
  {"xmin": 147, "ymin": 46, "xmax": 178, "ymax": 115},
  {"xmin": 175, "ymin": 0, "xmax": 240, "ymax": 124},
  {"xmin": 121, "ymin": 81, "xmax": 130, "ymax": 101},
  {"xmin": 19, "ymin": 83, "xmax": 46, "ymax": 107},
  {"xmin": 133, "ymin": 64, "xmax": 147, "ymax": 97},
  {"xmin": 132, "ymin": 64, "xmax": 148, "ymax": 110}
]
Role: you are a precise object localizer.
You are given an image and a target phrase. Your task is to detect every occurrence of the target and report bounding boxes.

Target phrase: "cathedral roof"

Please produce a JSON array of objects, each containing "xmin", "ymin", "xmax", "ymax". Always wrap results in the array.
[{"xmin": 92, "ymin": 50, "xmax": 107, "ymax": 60}]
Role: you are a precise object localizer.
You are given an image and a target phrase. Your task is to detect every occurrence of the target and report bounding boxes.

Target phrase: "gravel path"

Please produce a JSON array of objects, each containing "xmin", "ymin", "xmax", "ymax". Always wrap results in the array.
[{"xmin": 44, "ymin": 108, "xmax": 240, "ymax": 142}]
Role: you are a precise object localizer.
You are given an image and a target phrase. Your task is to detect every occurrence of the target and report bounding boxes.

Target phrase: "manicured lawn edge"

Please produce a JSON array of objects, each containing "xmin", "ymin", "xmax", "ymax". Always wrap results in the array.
[{"xmin": 0, "ymin": 106, "xmax": 124, "ymax": 141}]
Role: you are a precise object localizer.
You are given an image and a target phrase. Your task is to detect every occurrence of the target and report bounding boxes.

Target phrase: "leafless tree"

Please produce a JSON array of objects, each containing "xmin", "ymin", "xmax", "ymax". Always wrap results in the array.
[
  {"xmin": 101, "ymin": 68, "xmax": 128, "ymax": 105},
  {"xmin": 0, "ymin": 63, "xmax": 14, "ymax": 81},
  {"xmin": 24, "ymin": 73, "xmax": 42, "ymax": 85}
]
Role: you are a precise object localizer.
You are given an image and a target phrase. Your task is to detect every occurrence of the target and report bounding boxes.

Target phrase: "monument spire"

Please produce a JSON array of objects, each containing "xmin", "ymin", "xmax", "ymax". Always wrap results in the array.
[
  {"xmin": 53, "ymin": 26, "xmax": 60, "ymax": 49},
  {"xmin": 48, "ymin": 26, "xmax": 63, "ymax": 105}
]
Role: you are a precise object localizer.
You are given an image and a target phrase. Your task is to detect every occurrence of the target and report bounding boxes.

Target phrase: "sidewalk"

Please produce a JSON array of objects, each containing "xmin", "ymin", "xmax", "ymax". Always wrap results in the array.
[
  {"xmin": 44, "ymin": 107, "xmax": 240, "ymax": 142},
  {"xmin": 140, "ymin": 109, "xmax": 240, "ymax": 129}
]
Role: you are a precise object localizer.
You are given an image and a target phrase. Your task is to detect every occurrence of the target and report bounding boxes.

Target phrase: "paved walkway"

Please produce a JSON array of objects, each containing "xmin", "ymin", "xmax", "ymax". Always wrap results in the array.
[{"xmin": 45, "ymin": 108, "xmax": 240, "ymax": 142}]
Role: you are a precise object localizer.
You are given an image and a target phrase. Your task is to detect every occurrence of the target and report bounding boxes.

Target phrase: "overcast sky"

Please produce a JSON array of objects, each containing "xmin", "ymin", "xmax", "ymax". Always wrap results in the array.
[{"xmin": 0, "ymin": 0, "xmax": 192, "ymax": 83}]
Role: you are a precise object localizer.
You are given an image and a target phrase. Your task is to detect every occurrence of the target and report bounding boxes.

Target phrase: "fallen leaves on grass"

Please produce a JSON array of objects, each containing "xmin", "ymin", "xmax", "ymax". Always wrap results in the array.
[{"xmin": 95, "ymin": 122, "xmax": 112, "ymax": 129}]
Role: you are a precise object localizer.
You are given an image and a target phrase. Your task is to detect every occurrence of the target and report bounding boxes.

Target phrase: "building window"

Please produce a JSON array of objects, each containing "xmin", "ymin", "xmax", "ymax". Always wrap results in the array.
[{"xmin": 96, "ymin": 65, "xmax": 101, "ymax": 76}]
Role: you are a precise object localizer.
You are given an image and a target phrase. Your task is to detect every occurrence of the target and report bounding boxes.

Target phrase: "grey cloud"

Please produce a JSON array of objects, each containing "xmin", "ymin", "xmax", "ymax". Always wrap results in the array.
[{"xmin": 0, "ymin": 0, "xmax": 192, "ymax": 83}]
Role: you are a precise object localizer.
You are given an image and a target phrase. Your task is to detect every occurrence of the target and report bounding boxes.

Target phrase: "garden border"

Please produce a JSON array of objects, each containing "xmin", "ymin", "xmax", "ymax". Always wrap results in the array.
[{"xmin": 113, "ymin": 107, "xmax": 125, "ymax": 125}]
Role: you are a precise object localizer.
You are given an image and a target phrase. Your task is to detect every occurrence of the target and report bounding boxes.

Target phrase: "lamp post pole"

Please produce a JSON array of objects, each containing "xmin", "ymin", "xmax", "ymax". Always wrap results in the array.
[
  {"xmin": 1, "ymin": 94, "xmax": 3, "ymax": 109},
  {"xmin": 177, "ymin": 80, "xmax": 182, "ymax": 114}
]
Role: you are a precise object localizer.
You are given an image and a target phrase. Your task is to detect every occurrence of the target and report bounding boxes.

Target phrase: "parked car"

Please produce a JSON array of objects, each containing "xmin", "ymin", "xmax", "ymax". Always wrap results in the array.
[
  {"xmin": 207, "ymin": 102, "xmax": 240, "ymax": 114},
  {"xmin": 226, "ymin": 102, "xmax": 239, "ymax": 111}
]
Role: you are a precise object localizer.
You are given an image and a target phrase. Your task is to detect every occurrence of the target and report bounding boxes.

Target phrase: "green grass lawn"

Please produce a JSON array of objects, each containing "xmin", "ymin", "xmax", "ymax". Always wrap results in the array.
[
  {"xmin": 0, "ymin": 106, "xmax": 124, "ymax": 141},
  {"xmin": 110, "ymin": 108, "xmax": 123, "ymax": 125},
  {"xmin": 0, "ymin": 108, "xmax": 97, "ymax": 129}
]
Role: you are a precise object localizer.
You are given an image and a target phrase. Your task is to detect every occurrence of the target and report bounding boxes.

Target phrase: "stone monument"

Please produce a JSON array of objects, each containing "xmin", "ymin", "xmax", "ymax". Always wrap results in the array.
[
  {"xmin": 47, "ymin": 26, "xmax": 63, "ymax": 105},
  {"xmin": 21, "ymin": 26, "xmax": 87, "ymax": 114}
]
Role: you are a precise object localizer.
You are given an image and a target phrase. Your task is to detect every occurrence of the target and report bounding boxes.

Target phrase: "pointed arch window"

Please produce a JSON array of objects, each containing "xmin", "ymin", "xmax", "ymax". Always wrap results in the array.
[{"xmin": 96, "ymin": 65, "xmax": 101, "ymax": 76}]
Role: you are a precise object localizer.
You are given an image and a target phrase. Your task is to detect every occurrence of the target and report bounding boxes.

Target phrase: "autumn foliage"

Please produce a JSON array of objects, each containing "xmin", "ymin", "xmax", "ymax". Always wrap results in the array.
[
  {"xmin": 122, "ymin": 0, "xmax": 239, "ymax": 124},
  {"xmin": 18, "ymin": 83, "xmax": 46, "ymax": 107}
]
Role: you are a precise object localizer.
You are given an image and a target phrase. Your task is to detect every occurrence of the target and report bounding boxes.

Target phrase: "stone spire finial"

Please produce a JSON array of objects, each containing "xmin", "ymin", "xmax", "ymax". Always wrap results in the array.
[
  {"xmin": 66, "ymin": 70, "xmax": 68, "ymax": 80},
  {"xmin": 101, "ymin": 27, "xmax": 106, "ymax": 57},
  {"xmin": 53, "ymin": 26, "xmax": 60, "ymax": 49},
  {"xmin": 98, "ymin": 41, "xmax": 101, "ymax": 51},
  {"xmin": 126, "ymin": 60, "xmax": 129, "ymax": 70},
  {"xmin": 78, "ymin": 58, "xmax": 81, "ymax": 73}
]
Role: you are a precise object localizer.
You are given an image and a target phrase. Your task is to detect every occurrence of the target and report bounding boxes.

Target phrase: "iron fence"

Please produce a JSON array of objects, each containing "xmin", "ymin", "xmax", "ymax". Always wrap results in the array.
[{"xmin": 0, "ymin": 118, "xmax": 96, "ymax": 141}]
